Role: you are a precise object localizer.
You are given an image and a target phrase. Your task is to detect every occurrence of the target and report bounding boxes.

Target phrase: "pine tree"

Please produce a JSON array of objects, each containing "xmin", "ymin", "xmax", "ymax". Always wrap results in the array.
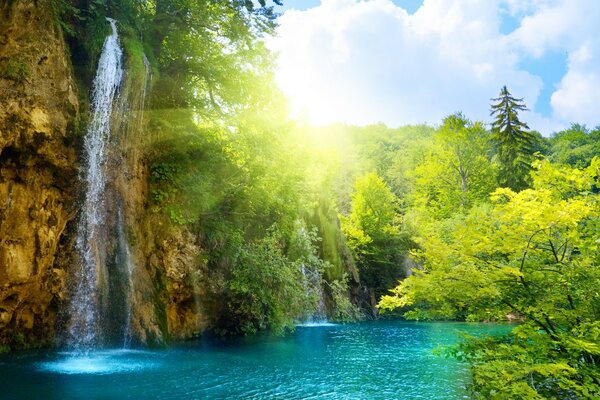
[{"xmin": 490, "ymin": 86, "xmax": 536, "ymax": 191}]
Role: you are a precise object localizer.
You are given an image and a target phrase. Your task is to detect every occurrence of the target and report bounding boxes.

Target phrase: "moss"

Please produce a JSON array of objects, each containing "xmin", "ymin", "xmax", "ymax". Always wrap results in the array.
[
  {"xmin": 152, "ymin": 264, "xmax": 170, "ymax": 345},
  {"xmin": 121, "ymin": 34, "xmax": 146, "ymax": 85},
  {"xmin": 0, "ymin": 59, "xmax": 30, "ymax": 81},
  {"xmin": 308, "ymin": 198, "xmax": 358, "ymax": 283}
]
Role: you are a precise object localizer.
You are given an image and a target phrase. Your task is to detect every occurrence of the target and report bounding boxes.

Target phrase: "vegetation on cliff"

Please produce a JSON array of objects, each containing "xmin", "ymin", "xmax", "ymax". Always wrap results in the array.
[
  {"xmin": 53, "ymin": 0, "xmax": 362, "ymax": 337},
  {"xmin": 1, "ymin": 0, "xmax": 599, "ymax": 398}
]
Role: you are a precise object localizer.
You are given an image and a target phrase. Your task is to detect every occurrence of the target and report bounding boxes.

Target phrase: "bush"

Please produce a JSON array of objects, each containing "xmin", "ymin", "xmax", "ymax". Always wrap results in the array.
[{"xmin": 225, "ymin": 229, "xmax": 305, "ymax": 335}]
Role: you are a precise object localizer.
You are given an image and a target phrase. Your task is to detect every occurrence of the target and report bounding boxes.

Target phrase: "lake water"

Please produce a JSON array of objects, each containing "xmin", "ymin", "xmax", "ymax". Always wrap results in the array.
[{"xmin": 0, "ymin": 321, "xmax": 508, "ymax": 399}]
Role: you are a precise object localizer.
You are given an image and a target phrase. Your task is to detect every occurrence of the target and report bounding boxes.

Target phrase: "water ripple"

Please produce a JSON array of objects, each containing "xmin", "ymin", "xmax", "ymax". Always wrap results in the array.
[{"xmin": 0, "ymin": 321, "xmax": 509, "ymax": 399}]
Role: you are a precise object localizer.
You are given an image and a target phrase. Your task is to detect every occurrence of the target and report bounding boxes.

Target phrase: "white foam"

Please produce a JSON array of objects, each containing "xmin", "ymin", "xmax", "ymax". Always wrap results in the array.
[
  {"xmin": 38, "ymin": 350, "xmax": 158, "ymax": 375},
  {"xmin": 296, "ymin": 322, "xmax": 338, "ymax": 327}
]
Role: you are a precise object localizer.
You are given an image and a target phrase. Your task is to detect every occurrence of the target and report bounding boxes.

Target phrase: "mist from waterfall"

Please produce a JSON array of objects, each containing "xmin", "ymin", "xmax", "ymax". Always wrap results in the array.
[{"xmin": 67, "ymin": 18, "xmax": 123, "ymax": 351}]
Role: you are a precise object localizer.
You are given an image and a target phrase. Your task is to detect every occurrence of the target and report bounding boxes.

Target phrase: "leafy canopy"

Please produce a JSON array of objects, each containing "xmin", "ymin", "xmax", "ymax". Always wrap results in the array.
[{"xmin": 380, "ymin": 158, "xmax": 600, "ymax": 399}]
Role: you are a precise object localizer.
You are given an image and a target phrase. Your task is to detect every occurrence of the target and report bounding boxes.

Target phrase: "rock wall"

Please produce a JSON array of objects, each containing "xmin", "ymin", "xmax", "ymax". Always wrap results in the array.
[
  {"xmin": 105, "ymin": 51, "xmax": 168, "ymax": 345},
  {"xmin": 0, "ymin": 0, "xmax": 79, "ymax": 347},
  {"xmin": 146, "ymin": 224, "xmax": 209, "ymax": 340},
  {"xmin": 0, "ymin": 2, "xmax": 207, "ymax": 347}
]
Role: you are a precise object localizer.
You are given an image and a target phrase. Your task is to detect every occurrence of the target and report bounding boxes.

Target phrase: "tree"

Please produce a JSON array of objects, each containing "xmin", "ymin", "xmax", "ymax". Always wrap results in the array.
[
  {"xmin": 225, "ymin": 229, "xmax": 305, "ymax": 335},
  {"xmin": 490, "ymin": 86, "xmax": 537, "ymax": 191},
  {"xmin": 341, "ymin": 172, "xmax": 398, "ymax": 250},
  {"xmin": 380, "ymin": 158, "xmax": 600, "ymax": 398},
  {"xmin": 147, "ymin": 0, "xmax": 283, "ymax": 119},
  {"xmin": 340, "ymin": 172, "xmax": 408, "ymax": 298},
  {"xmin": 549, "ymin": 124, "xmax": 600, "ymax": 168},
  {"xmin": 410, "ymin": 113, "xmax": 497, "ymax": 218}
]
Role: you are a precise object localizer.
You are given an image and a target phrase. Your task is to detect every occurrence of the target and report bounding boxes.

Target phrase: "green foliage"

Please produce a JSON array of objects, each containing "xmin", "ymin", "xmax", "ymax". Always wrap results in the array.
[
  {"xmin": 549, "ymin": 124, "xmax": 600, "ymax": 168},
  {"xmin": 0, "ymin": 59, "xmax": 29, "ymax": 81},
  {"xmin": 410, "ymin": 113, "xmax": 497, "ymax": 219},
  {"xmin": 145, "ymin": 89, "xmax": 360, "ymax": 333},
  {"xmin": 329, "ymin": 274, "xmax": 364, "ymax": 322},
  {"xmin": 449, "ymin": 322, "xmax": 600, "ymax": 399},
  {"xmin": 342, "ymin": 172, "xmax": 399, "ymax": 246},
  {"xmin": 147, "ymin": 0, "xmax": 281, "ymax": 118},
  {"xmin": 490, "ymin": 86, "xmax": 538, "ymax": 191},
  {"xmin": 51, "ymin": 0, "xmax": 83, "ymax": 36},
  {"xmin": 225, "ymin": 229, "xmax": 305, "ymax": 335},
  {"xmin": 380, "ymin": 159, "xmax": 600, "ymax": 398},
  {"xmin": 341, "ymin": 172, "xmax": 409, "ymax": 296}
]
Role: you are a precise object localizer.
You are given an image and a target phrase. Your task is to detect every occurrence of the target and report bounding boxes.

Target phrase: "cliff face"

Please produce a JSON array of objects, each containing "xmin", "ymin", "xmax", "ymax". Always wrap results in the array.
[
  {"xmin": 0, "ymin": 1, "xmax": 204, "ymax": 347},
  {"xmin": 150, "ymin": 225, "xmax": 209, "ymax": 340},
  {"xmin": 0, "ymin": 0, "xmax": 79, "ymax": 347},
  {"xmin": 0, "ymin": 2, "xmax": 358, "ymax": 349},
  {"xmin": 104, "ymin": 51, "xmax": 168, "ymax": 345}
]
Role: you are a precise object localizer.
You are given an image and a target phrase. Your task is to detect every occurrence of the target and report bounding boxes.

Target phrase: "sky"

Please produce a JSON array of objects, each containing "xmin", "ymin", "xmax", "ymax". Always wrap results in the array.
[{"xmin": 268, "ymin": 0, "xmax": 600, "ymax": 135}]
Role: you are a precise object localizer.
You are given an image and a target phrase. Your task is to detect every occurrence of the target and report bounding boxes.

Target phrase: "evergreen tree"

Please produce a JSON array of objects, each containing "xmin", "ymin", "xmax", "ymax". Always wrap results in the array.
[{"xmin": 490, "ymin": 86, "xmax": 536, "ymax": 191}]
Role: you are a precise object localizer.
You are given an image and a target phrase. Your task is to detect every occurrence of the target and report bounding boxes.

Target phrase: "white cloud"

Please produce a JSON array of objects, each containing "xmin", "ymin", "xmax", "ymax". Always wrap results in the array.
[
  {"xmin": 551, "ymin": 44, "xmax": 600, "ymax": 125},
  {"xmin": 270, "ymin": 0, "xmax": 600, "ymax": 133},
  {"xmin": 511, "ymin": 0, "xmax": 600, "ymax": 127}
]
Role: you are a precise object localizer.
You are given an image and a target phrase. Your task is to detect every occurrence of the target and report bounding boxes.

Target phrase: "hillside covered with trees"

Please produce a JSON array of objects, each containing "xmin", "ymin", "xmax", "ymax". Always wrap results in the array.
[{"xmin": 0, "ymin": 0, "xmax": 599, "ymax": 398}]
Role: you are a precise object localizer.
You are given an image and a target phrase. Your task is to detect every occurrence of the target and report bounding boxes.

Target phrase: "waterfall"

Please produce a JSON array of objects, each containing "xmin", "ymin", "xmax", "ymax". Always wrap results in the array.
[
  {"xmin": 66, "ymin": 18, "xmax": 123, "ymax": 351},
  {"xmin": 300, "ymin": 264, "xmax": 328, "ymax": 324},
  {"xmin": 117, "ymin": 209, "xmax": 134, "ymax": 348},
  {"xmin": 141, "ymin": 53, "xmax": 151, "ymax": 123}
]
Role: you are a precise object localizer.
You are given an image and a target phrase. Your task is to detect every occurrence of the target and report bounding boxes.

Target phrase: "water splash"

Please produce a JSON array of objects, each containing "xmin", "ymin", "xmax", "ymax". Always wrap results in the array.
[
  {"xmin": 38, "ymin": 350, "xmax": 158, "ymax": 375},
  {"xmin": 67, "ymin": 18, "xmax": 123, "ymax": 351}
]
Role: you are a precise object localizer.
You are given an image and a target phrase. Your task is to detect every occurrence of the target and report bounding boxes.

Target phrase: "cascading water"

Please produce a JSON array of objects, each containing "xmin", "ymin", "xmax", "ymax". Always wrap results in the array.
[
  {"xmin": 116, "ymin": 209, "xmax": 134, "ymax": 348},
  {"xmin": 300, "ymin": 263, "xmax": 328, "ymax": 325},
  {"xmin": 66, "ymin": 18, "xmax": 123, "ymax": 351},
  {"xmin": 111, "ymin": 48, "xmax": 153, "ymax": 348},
  {"xmin": 141, "ymin": 53, "xmax": 151, "ymax": 125}
]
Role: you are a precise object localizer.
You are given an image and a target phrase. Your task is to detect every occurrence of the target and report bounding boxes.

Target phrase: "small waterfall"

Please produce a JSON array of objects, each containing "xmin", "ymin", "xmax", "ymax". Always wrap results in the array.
[
  {"xmin": 141, "ymin": 53, "xmax": 151, "ymax": 122},
  {"xmin": 300, "ymin": 264, "xmax": 328, "ymax": 325},
  {"xmin": 67, "ymin": 18, "xmax": 123, "ymax": 351},
  {"xmin": 117, "ymin": 209, "xmax": 134, "ymax": 348},
  {"xmin": 103, "ymin": 44, "xmax": 155, "ymax": 347}
]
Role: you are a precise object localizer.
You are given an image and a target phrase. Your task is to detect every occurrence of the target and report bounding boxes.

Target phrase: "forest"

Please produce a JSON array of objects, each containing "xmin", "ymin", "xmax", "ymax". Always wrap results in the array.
[{"xmin": 0, "ymin": 0, "xmax": 599, "ymax": 399}]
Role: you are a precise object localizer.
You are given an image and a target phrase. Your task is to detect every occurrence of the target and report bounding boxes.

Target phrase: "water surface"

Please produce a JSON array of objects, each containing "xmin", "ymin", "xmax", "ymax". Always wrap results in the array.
[{"xmin": 0, "ymin": 321, "xmax": 508, "ymax": 399}]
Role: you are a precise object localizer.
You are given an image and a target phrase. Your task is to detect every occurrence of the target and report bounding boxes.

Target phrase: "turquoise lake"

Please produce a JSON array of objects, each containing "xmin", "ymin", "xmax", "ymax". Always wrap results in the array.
[{"xmin": 0, "ymin": 321, "xmax": 508, "ymax": 399}]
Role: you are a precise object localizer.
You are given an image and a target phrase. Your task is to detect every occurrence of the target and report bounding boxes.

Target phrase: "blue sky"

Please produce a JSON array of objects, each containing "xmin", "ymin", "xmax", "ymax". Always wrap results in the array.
[{"xmin": 270, "ymin": 0, "xmax": 600, "ymax": 134}]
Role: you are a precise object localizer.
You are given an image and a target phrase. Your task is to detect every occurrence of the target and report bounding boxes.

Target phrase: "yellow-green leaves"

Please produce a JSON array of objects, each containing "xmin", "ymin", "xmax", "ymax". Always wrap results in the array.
[
  {"xmin": 410, "ymin": 113, "xmax": 497, "ymax": 219},
  {"xmin": 380, "ymin": 160, "xmax": 600, "ymax": 397},
  {"xmin": 340, "ymin": 171, "xmax": 409, "ymax": 296}
]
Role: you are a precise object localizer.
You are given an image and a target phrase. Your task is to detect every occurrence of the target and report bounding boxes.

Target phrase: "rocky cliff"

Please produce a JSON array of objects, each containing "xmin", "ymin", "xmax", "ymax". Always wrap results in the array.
[
  {"xmin": 0, "ymin": 1, "xmax": 360, "ymax": 350},
  {"xmin": 0, "ymin": 0, "xmax": 207, "ymax": 348},
  {"xmin": 0, "ymin": 0, "xmax": 79, "ymax": 348}
]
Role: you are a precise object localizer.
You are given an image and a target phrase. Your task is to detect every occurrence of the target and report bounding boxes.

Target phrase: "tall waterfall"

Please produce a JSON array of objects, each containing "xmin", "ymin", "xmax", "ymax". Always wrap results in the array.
[{"xmin": 67, "ymin": 18, "xmax": 123, "ymax": 351}]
